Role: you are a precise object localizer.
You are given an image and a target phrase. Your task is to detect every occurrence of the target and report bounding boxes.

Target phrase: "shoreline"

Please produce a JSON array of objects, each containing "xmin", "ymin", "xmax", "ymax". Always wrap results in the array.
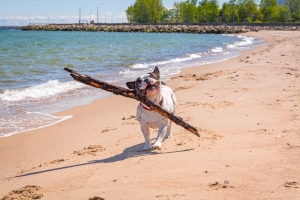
[
  {"xmin": 1, "ymin": 33, "xmax": 260, "ymax": 138},
  {"xmin": 1, "ymin": 30, "xmax": 299, "ymax": 199}
]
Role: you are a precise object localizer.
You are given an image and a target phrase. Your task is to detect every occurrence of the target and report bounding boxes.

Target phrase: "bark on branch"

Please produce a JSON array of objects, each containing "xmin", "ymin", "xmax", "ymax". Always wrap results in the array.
[{"xmin": 64, "ymin": 68, "xmax": 200, "ymax": 137}]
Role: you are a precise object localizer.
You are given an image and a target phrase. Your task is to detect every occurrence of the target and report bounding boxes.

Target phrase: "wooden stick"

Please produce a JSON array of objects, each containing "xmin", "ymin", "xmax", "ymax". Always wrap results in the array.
[{"xmin": 64, "ymin": 68, "xmax": 200, "ymax": 137}]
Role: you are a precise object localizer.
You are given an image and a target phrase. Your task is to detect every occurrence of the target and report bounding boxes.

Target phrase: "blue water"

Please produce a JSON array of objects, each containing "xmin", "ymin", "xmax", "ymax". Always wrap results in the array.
[{"xmin": 0, "ymin": 29, "xmax": 260, "ymax": 137}]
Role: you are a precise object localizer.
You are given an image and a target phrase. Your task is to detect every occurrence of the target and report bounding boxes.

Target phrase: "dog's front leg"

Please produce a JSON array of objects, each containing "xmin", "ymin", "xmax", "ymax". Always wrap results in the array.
[
  {"xmin": 152, "ymin": 126, "xmax": 167, "ymax": 150},
  {"xmin": 141, "ymin": 126, "xmax": 151, "ymax": 151}
]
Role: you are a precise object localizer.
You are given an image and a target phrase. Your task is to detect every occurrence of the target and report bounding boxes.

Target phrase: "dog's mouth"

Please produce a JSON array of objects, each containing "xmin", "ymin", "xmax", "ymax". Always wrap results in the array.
[
  {"xmin": 145, "ymin": 84, "xmax": 157, "ymax": 91},
  {"xmin": 145, "ymin": 81, "xmax": 160, "ymax": 91},
  {"xmin": 137, "ymin": 81, "xmax": 160, "ymax": 96}
]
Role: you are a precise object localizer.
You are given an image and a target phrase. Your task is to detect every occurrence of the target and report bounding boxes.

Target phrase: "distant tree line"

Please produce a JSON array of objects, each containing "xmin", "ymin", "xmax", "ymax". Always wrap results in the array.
[{"xmin": 126, "ymin": 0, "xmax": 300, "ymax": 23}]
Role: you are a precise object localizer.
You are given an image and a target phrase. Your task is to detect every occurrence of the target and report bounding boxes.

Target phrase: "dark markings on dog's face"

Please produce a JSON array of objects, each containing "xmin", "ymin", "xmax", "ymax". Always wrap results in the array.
[
  {"xmin": 126, "ymin": 77, "xmax": 142, "ymax": 90},
  {"xmin": 126, "ymin": 66, "xmax": 161, "ymax": 91}
]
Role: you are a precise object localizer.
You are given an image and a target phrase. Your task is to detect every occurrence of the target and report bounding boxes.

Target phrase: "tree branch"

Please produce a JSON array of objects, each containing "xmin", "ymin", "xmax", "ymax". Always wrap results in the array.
[{"xmin": 64, "ymin": 68, "xmax": 200, "ymax": 137}]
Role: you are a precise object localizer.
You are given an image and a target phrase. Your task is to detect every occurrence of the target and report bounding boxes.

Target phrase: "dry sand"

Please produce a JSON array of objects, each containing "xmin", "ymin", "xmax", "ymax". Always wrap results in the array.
[{"xmin": 1, "ymin": 31, "xmax": 299, "ymax": 200}]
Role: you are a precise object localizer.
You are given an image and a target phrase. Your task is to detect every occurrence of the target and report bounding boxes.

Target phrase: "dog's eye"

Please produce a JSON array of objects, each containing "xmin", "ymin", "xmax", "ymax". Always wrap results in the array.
[{"xmin": 135, "ymin": 78, "xmax": 142, "ymax": 89}]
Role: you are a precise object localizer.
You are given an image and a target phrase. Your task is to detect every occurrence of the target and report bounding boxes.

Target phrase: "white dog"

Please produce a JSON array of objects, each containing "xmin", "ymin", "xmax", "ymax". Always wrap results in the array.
[{"xmin": 126, "ymin": 66, "xmax": 176, "ymax": 150}]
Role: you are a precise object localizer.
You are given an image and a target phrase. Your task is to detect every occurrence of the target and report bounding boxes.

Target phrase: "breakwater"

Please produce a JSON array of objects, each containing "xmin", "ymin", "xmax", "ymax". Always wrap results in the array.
[{"xmin": 20, "ymin": 23, "xmax": 300, "ymax": 33}]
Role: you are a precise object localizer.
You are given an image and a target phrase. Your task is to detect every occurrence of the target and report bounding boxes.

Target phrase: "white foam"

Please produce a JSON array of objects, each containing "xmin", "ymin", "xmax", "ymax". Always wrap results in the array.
[
  {"xmin": 189, "ymin": 53, "xmax": 202, "ymax": 59},
  {"xmin": 224, "ymin": 35, "xmax": 255, "ymax": 50},
  {"xmin": 120, "ymin": 35, "xmax": 256, "ymax": 80},
  {"xmin": 0, "ymin": 80, "xmax": 84, "ymax": 102},
  {"xmin": 130, "ymin": 53, "xmax": 202, "ymax": 71},
  {"xmin": 211, "ymin": 47, "xmax": 224, "ymax": 53},
  {"xmin": 226, "ymin": 44, "xmax": 236, "ymax": 49},
  {"xmin": 0, "ymin": 112, "xmax": 72, "ymax": 137},
  {"xmin": 235, "ymin": 36, "xmax": 254, "ymax": 46},
  {"xmin": 131, "ymin": 63, "xmax": 148, "ymax": 69}
]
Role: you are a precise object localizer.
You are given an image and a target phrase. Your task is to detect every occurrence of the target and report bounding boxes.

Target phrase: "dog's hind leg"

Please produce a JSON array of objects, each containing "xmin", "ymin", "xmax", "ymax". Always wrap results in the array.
[
  {"xmin": 141, "ymin": 126, "xmax": 151, "ymax": 151},
  {"xmin": 165, "ymin": 122, "xmax": 173, "ymax": 139}
]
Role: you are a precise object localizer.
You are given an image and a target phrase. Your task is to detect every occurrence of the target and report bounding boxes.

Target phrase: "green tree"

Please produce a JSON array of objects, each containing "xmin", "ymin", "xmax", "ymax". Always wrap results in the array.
[
  {"xmin": 285, "ymin": 0, "xmax": 300, "ymax": 21},
  {"xmin": 172, "ymin": 2, "xmax": 181, "ymax": 23},
  {"xmin": 278, "ymin": 5, "xmax": 292, "ymax": 22},
  {"xmin": 237, "ymin": 0, "xmax": 260, "ymax": 22},
  {"xmin": 221, "ymin": 0, "xmax": 239, "ymax": 22},
  {"xmin": 126, "ymin": 5, "xmax": 135, "ymax": 23},
  {"xmin": 259, "ymin": 0, "xmax": 279, "ymax": 22},
  {"xmin": 220, "ymin": 3, "xmax": 231, "ymax": 22},
  {"xmin": 178, "ymin": 0, "xmax": 199, "ymax": 23},
  {"xmin": 198, "ymin": 0, "xmax": 219, "ymax": 22},
  {"xmin": 125, "ymin": 0, "xmax": 164, "ymax": 23}
]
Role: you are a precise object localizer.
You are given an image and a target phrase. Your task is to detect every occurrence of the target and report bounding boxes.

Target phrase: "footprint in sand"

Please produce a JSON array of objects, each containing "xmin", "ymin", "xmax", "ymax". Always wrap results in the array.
[
  {"xmin": 122, "ymin": 115, "xmax": 137, "ymax": 125},
  {"xmin": 73, "ymin": 145, "xmax": 105, "ymax": 156},
  {"xmin": 176, "ymin": 128, "xmax": 221, "ymax": 141},
  {"xmin": 201, "ymin": 103, "xmax": 215, "ymax": 110},
  {"xmin": 174, "ymin": 85, "xmax": 194, "ymax": 92},
  {"xmin": 155, "ymin": 194, "xmax": 185, "ymax": 198},
  {"xmin": 1, "ymin": 185, "xmax": 43, "ymax": 200},
  {"xmin": 284, "ymin": 181, "xmax": 299, "ymax": 188},
  {"xmin": 180, "ymin": 101, "xmax": 199, "ymax": 107},
  {"xmin": 88, "ymin": 196, "xmax": 105, "ymax": 200},
  {"xmin": 180, "ymin": 101, "xmax": 232, "ymax": 110},
  {"xmin": 249, "ymin": 129, "xmax": 271, "ymax": 135},
  {"xmin": 172, "ymin": 71, "xmax": 224, "ymax": 81},
  {"xmin": 208, "ymin": 181, "xmax": 234, "ymax": 190},
  {"xmin": 193, "ymin": 71, "xmax": 224, "ymax": 81},
  {"xmin": 217, "ymin": 101, "xmax": 233, "ymax": 108},
  {"xmin": 200, "ymin": 128, "xmax": 222, "ymax": 141},
  {"xmin": 101, "ymin": 128, "xmax": 117, "ymax": 133}
]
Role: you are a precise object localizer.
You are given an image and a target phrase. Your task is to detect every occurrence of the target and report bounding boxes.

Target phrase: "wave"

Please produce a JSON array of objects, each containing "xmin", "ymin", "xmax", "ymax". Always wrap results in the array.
[
  {"xmin": 120, "ymin": 52, "xmax": 204, "ymax": 77},
  {"xmin": 233, "ymin": 36, "xmax": 254, "ymax": 47},
  {"xmin": 119, "ymin": 35, "xmax": 257, "ymax": 81},
  {"xmin": 130, "ymin": 53, "xmax": 202, "ymax": 70},
  {"xmin": 0, "ymin": 80, "xmax": 84, "ymax": 102},
  {"xmin": 225, "ymin": 35, "xmax": 255, "ymax": 49},
  {"xmin": 211, "ymin": 47, "xmax": 224, "ymax": 53},
  {"xmin": 0, "ymin": 111, "xmax": 72, "ymax": 137}
]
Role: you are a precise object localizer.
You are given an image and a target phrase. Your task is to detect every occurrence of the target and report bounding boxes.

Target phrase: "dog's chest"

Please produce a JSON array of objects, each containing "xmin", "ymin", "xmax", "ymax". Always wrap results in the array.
[
  {"xmin": 136, "ymin": 85, "xmax": 176, "ymax": 128},
  {"xmin": 137, "ymin": 106, "xmax": 168, "ymax": 128}
]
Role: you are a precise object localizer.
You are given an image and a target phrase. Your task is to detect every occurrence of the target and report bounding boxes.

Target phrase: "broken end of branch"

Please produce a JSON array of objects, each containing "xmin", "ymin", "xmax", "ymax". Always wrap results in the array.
[{"xmin": 190, "ymin": 128, "xmax": 200, "ymax": 137}]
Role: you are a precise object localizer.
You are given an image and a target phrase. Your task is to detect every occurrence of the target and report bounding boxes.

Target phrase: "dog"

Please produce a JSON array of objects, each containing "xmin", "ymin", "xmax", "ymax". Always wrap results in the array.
[{"xmin": 126, "ymin": 66, "xmax": 176, "ymax": 150}]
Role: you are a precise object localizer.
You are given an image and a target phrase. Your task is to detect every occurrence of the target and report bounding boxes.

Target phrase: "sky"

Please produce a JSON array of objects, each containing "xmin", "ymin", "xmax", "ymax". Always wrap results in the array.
[{"xmin": 0, "ymin": 0, "xmax": 227, "ymax": 26}]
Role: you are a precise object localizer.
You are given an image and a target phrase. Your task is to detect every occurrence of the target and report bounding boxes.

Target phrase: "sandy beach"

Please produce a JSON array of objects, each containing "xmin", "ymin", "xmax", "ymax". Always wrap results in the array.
[{"xmin": 1, "ymin": 30, "xmax": 299, "ymax": 199}]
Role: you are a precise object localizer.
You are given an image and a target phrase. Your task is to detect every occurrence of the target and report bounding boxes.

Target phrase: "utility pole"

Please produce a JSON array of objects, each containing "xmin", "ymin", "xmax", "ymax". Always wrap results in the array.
[
  {"xmin": 232, "ymin": 0, "xmax": 235, "ymax": 23},
  {"xmin": 79, "ymin": 6, "xmax": 85, "ymax": 24},
  {"xmin": 97, "ymin": 4, "xmax": 103, "ymax": 23}
]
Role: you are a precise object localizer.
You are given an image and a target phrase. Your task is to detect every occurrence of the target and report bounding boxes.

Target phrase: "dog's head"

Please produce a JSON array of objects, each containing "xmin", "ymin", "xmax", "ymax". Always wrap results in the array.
[{"xmin": 126, "ymin": 66, "xmax": 161, "ymax": 98}]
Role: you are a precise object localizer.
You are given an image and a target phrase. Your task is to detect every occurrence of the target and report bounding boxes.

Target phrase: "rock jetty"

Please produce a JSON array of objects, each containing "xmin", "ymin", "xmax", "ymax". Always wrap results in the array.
[{"xmin": 20, "ymin": 23, "xmax": 300, "ymax": 33}]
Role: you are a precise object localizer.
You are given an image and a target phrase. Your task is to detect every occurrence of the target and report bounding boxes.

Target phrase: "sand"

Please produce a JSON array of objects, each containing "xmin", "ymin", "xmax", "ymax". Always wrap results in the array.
[{"xmin": 1, "ymin": 31, "xmax": 299, "ymax": 200}]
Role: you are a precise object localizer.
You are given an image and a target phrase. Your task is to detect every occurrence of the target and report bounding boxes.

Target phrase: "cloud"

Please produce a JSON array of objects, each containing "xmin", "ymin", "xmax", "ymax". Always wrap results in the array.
[
  {"xmin": 0, "ymin": 12, "xmax": 128, "ymax": 26},
  {"xmin": 0, "ymin": 16, "xmax": 79, "ymax": 26}
]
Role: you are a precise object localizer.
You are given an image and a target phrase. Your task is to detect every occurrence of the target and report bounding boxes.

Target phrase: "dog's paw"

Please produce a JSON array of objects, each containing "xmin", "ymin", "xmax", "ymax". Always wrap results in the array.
[
  {"xmin": 165, "ymin": 134, "xmax": 173, "ymax": 139},
  {"xmin": 152, "ymin": 144, "xmax": 162, "ymax": 150}
]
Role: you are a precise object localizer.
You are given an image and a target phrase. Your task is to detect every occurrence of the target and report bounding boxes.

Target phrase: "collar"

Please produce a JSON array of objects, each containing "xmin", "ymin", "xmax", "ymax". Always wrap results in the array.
[{"xmin": 139, "ymin": 96, "xmax": 164, "ymax": 111}]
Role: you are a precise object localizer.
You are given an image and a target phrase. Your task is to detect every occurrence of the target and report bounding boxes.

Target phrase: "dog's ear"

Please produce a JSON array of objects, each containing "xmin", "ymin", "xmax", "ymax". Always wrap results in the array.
[
  {"xmin": 150, "ymin": 66, "xmax": 160, "ymax": 80},
  {"xmin": 126, "ymin": 81, "xmax": 136, "ymax": 89}
]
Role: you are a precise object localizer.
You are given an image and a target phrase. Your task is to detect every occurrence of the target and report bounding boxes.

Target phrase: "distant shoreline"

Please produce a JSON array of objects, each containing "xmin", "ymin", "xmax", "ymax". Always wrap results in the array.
[{"xmin": 2, "ymin": 23, "xmax": 300, "ymax": 33}]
